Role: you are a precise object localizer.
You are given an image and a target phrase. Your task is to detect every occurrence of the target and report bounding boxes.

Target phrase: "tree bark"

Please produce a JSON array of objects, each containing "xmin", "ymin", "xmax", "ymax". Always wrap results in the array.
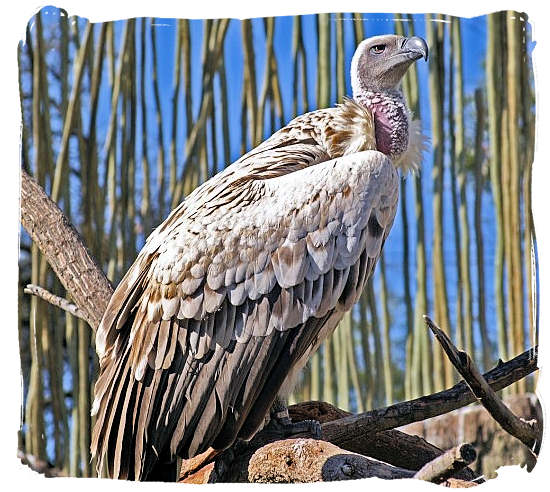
[
  {"xmin": 20, "ymin": 169, "xmax": 113, "ymax": 329},
  {"xmin": 248, "ymin": 439, "xmax": 415, "ymax": 483}
]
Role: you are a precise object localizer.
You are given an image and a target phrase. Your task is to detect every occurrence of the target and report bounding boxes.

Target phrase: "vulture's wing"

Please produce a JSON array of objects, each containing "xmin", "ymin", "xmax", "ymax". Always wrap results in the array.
[{"xmin": 91, "ymin": 116, "xmax": 398, "ymax": 480}]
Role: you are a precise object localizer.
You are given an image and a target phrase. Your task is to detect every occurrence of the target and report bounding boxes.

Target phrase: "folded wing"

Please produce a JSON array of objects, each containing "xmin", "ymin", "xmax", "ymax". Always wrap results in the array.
[{"xmin": 91, "ymin": 147, "xmax": 398, "ymax": 480}]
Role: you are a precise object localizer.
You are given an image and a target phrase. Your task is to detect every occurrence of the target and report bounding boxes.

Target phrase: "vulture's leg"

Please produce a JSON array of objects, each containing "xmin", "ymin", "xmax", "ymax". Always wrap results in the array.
[{"xmin": 265, "ymin": 396, "xmax": 322, "ymax": 439}]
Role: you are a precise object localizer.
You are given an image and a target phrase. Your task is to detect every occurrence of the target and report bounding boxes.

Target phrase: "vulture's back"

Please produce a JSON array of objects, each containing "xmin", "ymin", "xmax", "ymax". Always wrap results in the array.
[{"xmin": 91, "ymin": 100, "xmax": 400, "ymax": 480}]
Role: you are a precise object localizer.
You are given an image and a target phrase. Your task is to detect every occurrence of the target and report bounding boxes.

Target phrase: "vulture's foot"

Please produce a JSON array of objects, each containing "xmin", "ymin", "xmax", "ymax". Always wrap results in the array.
[
  {"xmin": 276, "ymin": 418, "xmax": 322, "ymax": 440},
  {"xmin": 265, "ymin": 399, "xmax": 322, "ymax": 440}
]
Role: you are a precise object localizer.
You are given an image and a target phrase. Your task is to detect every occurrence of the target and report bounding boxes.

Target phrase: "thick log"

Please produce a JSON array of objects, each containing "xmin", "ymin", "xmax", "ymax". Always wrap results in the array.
[
  {"xmin": 180, "ymin": 402, "xmax": 478, "ymax": 484},
  {"xmin": 20, "ymin": 169, "xmax": 113, "ymax": 329},
  {"xmin": 247, "ymin": 439, "xmax": 415, "ymax": 483},
  {"xmin": 179, "ymin": 346, "xmax": 535, "ymax": 485}
]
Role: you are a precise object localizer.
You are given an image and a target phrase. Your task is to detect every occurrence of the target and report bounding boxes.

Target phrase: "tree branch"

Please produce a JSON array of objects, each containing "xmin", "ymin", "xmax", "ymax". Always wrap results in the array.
[
  {"xmin": 20, "ymin": 169, "xmax": 113, "ymax": 329},
  {"xmin": 288, "ymin": 401, "xmax": 477, "ymax": 481},
  {"xmin": 413, "ymin": 443, "xmax": 477, "ymax": 483},
  {"xmin": 24, "ymin": 284, "xmax": 89, "ymax": 322},
  {"xmin": 424, "ymin": 315, "xmax": 540, "ymax": 454},
  {"xmin": 320, "ymin": 345, "xmax": 537, "ymax": 449}
]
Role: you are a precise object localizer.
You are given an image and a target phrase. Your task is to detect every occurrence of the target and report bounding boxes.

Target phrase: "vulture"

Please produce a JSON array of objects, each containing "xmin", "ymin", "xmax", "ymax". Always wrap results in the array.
[{"xmin": 91, "ymin": 34, "xmax": 428, "ymax": 481}]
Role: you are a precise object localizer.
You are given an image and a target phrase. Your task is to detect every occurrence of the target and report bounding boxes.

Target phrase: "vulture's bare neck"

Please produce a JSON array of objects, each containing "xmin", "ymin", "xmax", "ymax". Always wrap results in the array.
[{"xmin": 354, "ymin": 88, "xmax": 409, "ymax": 160}]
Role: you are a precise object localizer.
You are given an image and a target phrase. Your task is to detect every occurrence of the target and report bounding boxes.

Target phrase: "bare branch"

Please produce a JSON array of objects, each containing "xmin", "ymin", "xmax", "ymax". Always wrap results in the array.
[
  {"xmin": 20, "ymin": 169, "xmax": 113, "ymax": 329},
  {"xmin": 413, "ymin": 443, "xmax": 477, "ymax": 483},
  {"xmin": 424, "ymin": 315, "xmax": 539, "ymax": 454},
  {"xmin": 24, "ymin": 284, "xmax": 88, "ymax": 322},
  {"xmin": 321, "ymin": 345, "xmax": 537, "ymax": 448}
]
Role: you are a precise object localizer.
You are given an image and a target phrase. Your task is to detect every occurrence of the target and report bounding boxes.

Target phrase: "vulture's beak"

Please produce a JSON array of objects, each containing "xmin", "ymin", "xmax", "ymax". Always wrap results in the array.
[{"xmin": 401, "ymin": 36, "xmax": 429, "ymax": 62}]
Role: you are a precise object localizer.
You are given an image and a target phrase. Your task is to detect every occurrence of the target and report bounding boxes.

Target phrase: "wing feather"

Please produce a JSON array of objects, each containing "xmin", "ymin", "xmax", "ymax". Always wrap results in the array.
[{"xmin": 92, "ymin": 136, "xmax": 399, "ymax": 479}]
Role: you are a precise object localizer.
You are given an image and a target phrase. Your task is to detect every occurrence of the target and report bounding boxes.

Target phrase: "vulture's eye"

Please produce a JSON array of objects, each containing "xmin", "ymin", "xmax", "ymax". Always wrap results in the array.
[{"xmin": 370, "ymin": 44, "xmax": 386, "ymax": 54}]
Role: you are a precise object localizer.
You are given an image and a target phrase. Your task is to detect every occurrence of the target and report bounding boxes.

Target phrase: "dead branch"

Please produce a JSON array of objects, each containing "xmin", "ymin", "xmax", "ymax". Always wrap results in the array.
[
  {"xmin": 321, "ymin": 346, "xmax": 537, "ymax": 449},
  {"xmin": 24, "ymin": 284, "xmax": 88, "ymax": 322},
  {"xmin": 424, "ymin": 316, "xmax": 539, "ymax": 454},
  {"xmin": 185, "ymin": 348, "xmax": 533, "ymax": 483},
  {"xmin": 180, "ymin": 400, "xmax": 483, "ymax": 484},
  {"xmin": 413, "ymin": 443, "xmax": 477, "ymax": 483},
  {"xmin": 20, "ymin": 169, "xmax": 113, "ymax": 329}
]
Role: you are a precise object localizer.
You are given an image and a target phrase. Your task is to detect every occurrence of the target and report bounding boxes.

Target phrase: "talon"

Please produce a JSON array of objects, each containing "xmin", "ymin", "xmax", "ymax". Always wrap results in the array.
[
  {"xmin": 303, "ymin": 419, "xmax": 322, "ymax": 440},
  {"xmin": 264, "ymin": 416, "xmax": 322, "ymax": 440},
  {"xmin": 266, "ymin": 397, "xmax": 321, "ymax": 440}
]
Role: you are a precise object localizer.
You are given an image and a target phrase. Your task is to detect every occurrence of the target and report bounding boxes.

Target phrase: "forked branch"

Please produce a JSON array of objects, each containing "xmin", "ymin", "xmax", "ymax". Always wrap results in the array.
[
  {"xmin": 424, "ymin": 315, "xmax": 540, "ymax": 454},
  {"xmin": 321, "ymin": 346, "xmax": 537, "ymax": 448}
]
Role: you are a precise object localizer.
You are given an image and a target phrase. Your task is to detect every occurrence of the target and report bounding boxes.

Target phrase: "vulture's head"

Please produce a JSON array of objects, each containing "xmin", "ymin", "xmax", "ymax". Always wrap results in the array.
[{"xmin": 351, "ymin": 34, "xmax": 428, "ymax": 95}]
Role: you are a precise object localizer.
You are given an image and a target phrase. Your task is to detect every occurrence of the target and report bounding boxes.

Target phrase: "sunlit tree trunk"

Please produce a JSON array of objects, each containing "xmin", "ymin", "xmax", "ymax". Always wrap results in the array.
[
  {"xmin": 380, "ymin": 254, "xmax": 393, "ymax": 405},
  {"xmin": 140, "ymin": 18, "xmax": 152, "ymax": 236},
  {"xmin": 218, "ymin": 57, "xmax": 231, "ymax": 167},
  {"xmin": 447, "ymin": 20, "xmax": 463, "ymax": 355},
  {"xmin": 323, "ymin": 337, "xmax": 335, "ymax": 404},
  {"xmin": 151, "ymin": 18, "xmax": 167, "ymax": 222},
  {"xmin": 169, "ymin": 20, "xmax": 183, "ymax": 201},
  {"xmin": 347, "ymin": 307, "xmax": 364, "ymax": 413},
  {"xmin": 292, "ymin": 16, "xmax": 308, "ymax": 117},
  {"xmin": 66, "ymin": 313, "xmax": 80, "ymax": 476},
  {"xmin": 367, "ymin": 279, "xmax": 384, "ymax": 407},
  {"xmin": 452, "ymin": 18, "xmax": 474, "ymax": 360},
  {"xmin": 473, "ymin": 89, "xmax": 492, "ymax": 371},
  {"xmin": 486, "ymin": 12, "xmax": 507, "ymax": 363},
  {"xmin": 257, "ymin": 17, "xmax": 275, "ymax": 142},
  {"xmin": 316, "ymin": 13, "xmax": 331, "ymax": 108},
  {"xmin": 520, "ymin": 15, "xmax": 536, "ymax": 353},
  {"xmin": 352, "ymin": 12, "xmax": 364, "ymax": 43},
  {"xmin": 394, "ymin": 18, "xmax": 414, "ymax": 399},
  {"xmin": 25, "ymin": 11, "xmax": 48, "ymax": 463},
  {"xmin": 337, "ymin": 314, "xmax": 351, "ymax": 411},
  {"xmin": 36, "ymin": 14, "xmax": 72, "ymax": 467},
  {"xmin": 506, "ymin": 13, "xmax": 526, "ymax": 387},
  {"xmin": 242, "ymin": 20, "xmax": 258, "ymax": 146},
  {"xmin": 426, "ymin": 14, "xmax": 450, "ymax": 393},
  {"xmin": 359, "ymin": 294, "xmax": 374, "ymax": 410}
]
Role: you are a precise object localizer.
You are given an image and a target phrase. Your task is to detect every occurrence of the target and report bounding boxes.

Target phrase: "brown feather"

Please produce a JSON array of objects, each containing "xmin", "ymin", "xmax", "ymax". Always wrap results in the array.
[{"xmin": 91, "ymin": 84, "xmax": 404, "ymax": 480}]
